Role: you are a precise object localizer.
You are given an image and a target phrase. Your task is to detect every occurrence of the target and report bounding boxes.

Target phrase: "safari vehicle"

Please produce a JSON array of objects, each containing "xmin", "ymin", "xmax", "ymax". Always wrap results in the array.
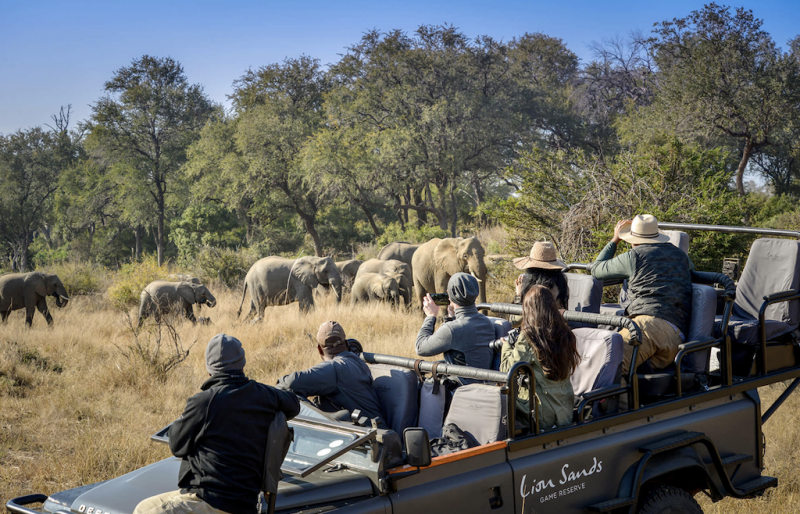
[{"xmin": 7, "ymin": 222, "xmax": 800, "ymax": 514}]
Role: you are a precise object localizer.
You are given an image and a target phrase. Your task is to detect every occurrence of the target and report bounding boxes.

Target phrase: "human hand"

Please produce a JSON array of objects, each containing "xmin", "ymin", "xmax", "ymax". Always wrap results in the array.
[
  {"xmin": 612, "ymin": 219, "xmax": 631, "ymax": 244},
  {"xmin": 515, "ymin": 274, "xmax": 524, "ymax": 296},
  {"xmin": 422, "ymin": 293, "xmax": 440, "ymax": 317}
]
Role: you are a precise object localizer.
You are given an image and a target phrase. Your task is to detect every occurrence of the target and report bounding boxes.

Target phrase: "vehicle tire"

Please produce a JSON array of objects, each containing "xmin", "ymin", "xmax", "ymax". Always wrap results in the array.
[{"xmin": 637, "ymin": 485, "xmax": 703, "ymax": 514}]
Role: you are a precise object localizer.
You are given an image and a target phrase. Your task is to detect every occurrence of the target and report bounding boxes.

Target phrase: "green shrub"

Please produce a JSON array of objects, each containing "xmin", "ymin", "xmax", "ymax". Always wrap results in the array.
[
  {"xmin": 107, "ymin": 256, "xmax": 173, "ymax": 309},
  {"xmin": 193, "ymin": 246, "xmax": 260, "ymax": 289},
  {"xmin": 376, "ymin": 222, "xmax": 449, "ymax": 247},
  {"xmin": 41, "ymin": 261, "xmax": 110, "ymax": 296}
]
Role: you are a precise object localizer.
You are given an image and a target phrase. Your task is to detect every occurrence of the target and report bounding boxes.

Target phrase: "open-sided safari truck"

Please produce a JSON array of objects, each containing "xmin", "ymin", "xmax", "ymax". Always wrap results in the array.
[{"xmin": 7, "ymin": 223, "xmax": 800, "ymax": 514}]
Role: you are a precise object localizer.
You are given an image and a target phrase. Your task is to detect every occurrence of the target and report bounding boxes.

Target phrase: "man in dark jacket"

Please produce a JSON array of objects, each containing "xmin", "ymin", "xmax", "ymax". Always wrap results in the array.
[
  {"xmin": 276, "ymin": 321, "xmax": 385, "ymax": 426},
  {"xmin": 415, "ymin": 272, "xmax": 496, "ymax": 383},
  {"xmin": 591, "ymin": 214, "xmax": 694, "ymax": 375},
  {"xmin": 133, "ymin": 334, "xmax": 301, "ymax": 514}
]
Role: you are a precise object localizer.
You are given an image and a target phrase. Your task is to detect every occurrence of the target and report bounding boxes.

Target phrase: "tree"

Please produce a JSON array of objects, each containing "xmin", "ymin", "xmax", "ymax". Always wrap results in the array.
[
  {"xmin": 649, "ymin": 4, "xmax": 800, "ymax": 196},
  {"xmin": 187, "ymin": 56, "xmax": 330, "ymax": 256},
  {"xmin": 87, "ymin": 55, "xmax": 214, "ymax": 264},
  {"xmin": 0, "ymin": 128, "xmax": 66, "ymax": 270}
]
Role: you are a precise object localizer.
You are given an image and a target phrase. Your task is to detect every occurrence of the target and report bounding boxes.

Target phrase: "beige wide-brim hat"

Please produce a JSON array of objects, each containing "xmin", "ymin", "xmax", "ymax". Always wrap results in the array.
[
  {"xmin": 619, "ymin": 214, "xmax": 671, "ymax": 244},
  {"xmin": 512, "ymin": 241, "xmax": 567, "ymax": 270}
]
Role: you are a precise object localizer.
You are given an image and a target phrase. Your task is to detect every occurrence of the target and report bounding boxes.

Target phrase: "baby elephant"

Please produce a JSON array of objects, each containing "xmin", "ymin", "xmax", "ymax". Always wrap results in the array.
[
  {"xmin": 138, "ymin": 280, "xmax": 216, "ymax": 327},
  {"xmin": 351, "ymin": 272, "xmax": 400, "ymax": 306}
]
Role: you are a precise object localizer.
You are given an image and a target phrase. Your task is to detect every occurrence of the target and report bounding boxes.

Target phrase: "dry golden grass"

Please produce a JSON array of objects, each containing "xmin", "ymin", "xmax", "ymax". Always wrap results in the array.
[{"xmin": 1, "ymin": 285, "xmax": 799, "ymax": 513}]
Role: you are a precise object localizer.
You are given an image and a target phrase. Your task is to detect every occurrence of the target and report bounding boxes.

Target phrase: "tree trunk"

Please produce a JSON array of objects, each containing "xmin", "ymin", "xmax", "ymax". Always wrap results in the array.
[
  {"xmin": 736, "ymin": 138, "xmax": 754, "ymax": 197},
  {"xmin": 301, "ymin": 214, "xmax": 323, "ymax": 257},
  {"xmin": 403, "ymin": 187, "xmax": 411, "ymax": 224},
  {"xmin": 413, "ymin": 189, "xmax": 427, "ymax": 228},
  {"xmin": 135, "ymin": 225, "xmax": 142, "ymax": 261},
  {"xmin": 18, "ymin": 231, "xmax": 30, "ymax": 272},
  {"xmin": 156, "ymin": 189, "xmax": 165, "ymax": 266},
  {"xmin": 450, "ymin": 187, "xmax": 458, "ymax": 237},
  {"xmin": 360, "ymin": 204, "xmax": 381, "ymax": 238},
  {"xmin": 437, "ymin": 183, "xmax": 449, "ymax": 231}
]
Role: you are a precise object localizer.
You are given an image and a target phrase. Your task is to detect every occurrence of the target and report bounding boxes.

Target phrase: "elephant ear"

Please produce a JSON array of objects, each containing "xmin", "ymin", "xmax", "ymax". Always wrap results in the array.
[
  {"xmin": 177, "ymin": 283, "xmax": 197, "ymax": 304},
  {"xmin": 433, "ymin": 237, "xmax": 465, "ymax": 274},
  {"xmin": 28, "ymin": 273, "xmax": 47, "ymax": 297},
  {"xmin": 293, "ymin": 259, "xmax": 319, "ymax": 288}
]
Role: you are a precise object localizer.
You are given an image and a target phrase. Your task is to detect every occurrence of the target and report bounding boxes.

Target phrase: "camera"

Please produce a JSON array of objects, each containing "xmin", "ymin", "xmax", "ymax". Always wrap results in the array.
[{"xmin": 430, "ymin": 293, "xmax": 450, "ymax": 306}]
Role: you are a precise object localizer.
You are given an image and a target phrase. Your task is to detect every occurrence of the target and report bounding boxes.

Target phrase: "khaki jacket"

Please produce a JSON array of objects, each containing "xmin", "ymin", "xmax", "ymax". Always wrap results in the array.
[{"xmin": 499, "ymin": 330, "xmax": 574, "ymax": 431}]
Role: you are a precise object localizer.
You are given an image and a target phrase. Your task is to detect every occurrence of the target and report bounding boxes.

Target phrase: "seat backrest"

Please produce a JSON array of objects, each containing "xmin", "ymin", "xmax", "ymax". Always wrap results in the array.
[
  {"xmin": 566, "ymin": 273, "xmax": 602, "ymax": 313},
  {"xmin": 681, "ymin": 283, "xmax": 717, "ymax": 374},
  {"xmin": 734, "ymin": 238, "xmax": 800, "ymax": 324},
  {"xmin": 484, "ymin": 315, "xmax": 512, "ymax": 339},
  {"xmin": 566, "ymin": 273, "xmax": 603, "ymax": 328},
  {"xmin": 369, "ymin": 364, "xmax": 418, "ymax": 434},
  {"xmin": 443, "ymin": 384, "xmax": 507, "ymax": 445},
  {"xmin": 570, "ymin": 328, "xmax": 623, "ymax": 397},
  {"xmin": 662, "ymin": 230, "xmax": 690, "ymax": 255}
]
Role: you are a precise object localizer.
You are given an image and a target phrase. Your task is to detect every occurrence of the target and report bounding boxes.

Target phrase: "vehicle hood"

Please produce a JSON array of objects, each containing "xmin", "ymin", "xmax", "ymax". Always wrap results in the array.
[{"xmin": 65, "ymin": 457, "xmax": 374, "ymax": 514}]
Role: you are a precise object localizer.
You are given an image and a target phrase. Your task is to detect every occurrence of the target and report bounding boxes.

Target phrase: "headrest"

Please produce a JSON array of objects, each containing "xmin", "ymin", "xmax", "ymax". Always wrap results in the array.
[
  {"xmin": 484, "ymin": 315, "xmax": 512, "ymax": 339},
  {"xmin": 570, "ymin": 328, "xmax": 623, "ymax": 397},
  {"xmin": 369, "ymin": 364, "xmax": 418, "ymax": 434},
  {"xmin": 443, "ymin": 384, "xmax": 507, "ymax": 445},
  {"xmin": 662, "ymin": 230, "xmax": 690, "ymax": 255},
  {"xmin": 734, "ymin": 238, "xmax": 800, "ymax": 323}
]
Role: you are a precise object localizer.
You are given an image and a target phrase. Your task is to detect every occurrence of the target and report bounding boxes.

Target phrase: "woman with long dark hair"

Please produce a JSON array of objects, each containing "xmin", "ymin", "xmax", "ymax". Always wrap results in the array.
[{"xmin": 500, "ymin": 285, "xmax": 580, "ymax": 430}]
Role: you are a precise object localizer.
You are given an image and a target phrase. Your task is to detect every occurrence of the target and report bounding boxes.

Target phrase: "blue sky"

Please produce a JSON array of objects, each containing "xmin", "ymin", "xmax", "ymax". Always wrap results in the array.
[{"xmin": 1, "ymin": 0, "xmax": 798, "ymax": 135}]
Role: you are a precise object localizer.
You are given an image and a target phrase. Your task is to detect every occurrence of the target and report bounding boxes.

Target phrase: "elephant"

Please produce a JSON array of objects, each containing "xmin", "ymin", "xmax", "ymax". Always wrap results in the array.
[
  {"xmin": 0, "ymin": 272, "xmax": 70, "ymax": 326},
  {"xmin": 356, "ymin": 259, "xmax": 412, "ymax": 306},
  {"xmin": 378, "ymin": 242, "xmax": 420, "ymax": 270},
  {"xmin": 351, "ymin": 272, "xmax": 400, "ymax": 306},
  {"xmin": 238, "ymin": 256, "xmax": 343, "ymax": 318},
  {"xmin": 138, "ymin": 280, "xmax": 217, "ymax": 327},
  {"xmin": 335, "ymin": 259, "xmax": 363, "ymax": 290},
  {"xmin": 412, "ymin": 237, "xmax": 488, "ymax": 309}
]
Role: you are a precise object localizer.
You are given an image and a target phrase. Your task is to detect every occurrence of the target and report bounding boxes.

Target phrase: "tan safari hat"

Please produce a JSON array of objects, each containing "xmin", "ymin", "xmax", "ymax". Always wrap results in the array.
[
  {"xmin": 316, "ymin": 321, "xmax": 346, "ymax": 348},
  {"xmin": 619, "ymin": 214, "xmax": 671, "ymax": 245},
  {"xmin": 512, "ymin": 241, "xmax": 567, "ymax": 271}
]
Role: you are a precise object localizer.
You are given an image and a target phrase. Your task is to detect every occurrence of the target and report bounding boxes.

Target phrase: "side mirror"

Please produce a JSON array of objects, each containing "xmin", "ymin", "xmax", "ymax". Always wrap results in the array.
[{"xmin": 403, "ymin": 427, "xmax": 431, "ymax": 468}]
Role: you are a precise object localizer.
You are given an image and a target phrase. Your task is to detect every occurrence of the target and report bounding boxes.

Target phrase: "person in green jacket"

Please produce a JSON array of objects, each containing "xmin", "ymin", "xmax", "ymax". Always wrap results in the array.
[
  {"xmin": 500, "ymin": 285, "xmax": 581, "ymax": 431},
  {"xmin": 591, "ymin": 214, "xmax": 694, "ymax": 376}
]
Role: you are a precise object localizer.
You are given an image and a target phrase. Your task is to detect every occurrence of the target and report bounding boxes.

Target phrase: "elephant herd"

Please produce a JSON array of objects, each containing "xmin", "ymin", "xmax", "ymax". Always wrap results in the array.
[{"xmin": 0, "ymin": 237, "xmax": 490, "ymax": 327}]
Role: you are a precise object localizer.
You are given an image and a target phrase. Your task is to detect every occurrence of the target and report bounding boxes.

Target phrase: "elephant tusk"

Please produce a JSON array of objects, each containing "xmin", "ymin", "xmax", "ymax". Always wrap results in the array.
[
  {"xmin": 332, "ymin": 286, "xmax": 340, "ymax": 299},
  {"xmin": 470, "ymin": 271, "xmax": 483, "ymax": 283},
  {"xmin": 487, "ymin": 272, "xmax": 498, "ymax": 279},
  {"xmin": 60, "ymin": 295, "xmax": 70, "ymax": 301}
]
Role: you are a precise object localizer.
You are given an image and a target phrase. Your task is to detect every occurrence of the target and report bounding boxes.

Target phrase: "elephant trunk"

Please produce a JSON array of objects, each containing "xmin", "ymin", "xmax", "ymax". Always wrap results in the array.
[
  {"xmin": 468, "ymin": 259, "xmax": 487, "ymax": 305},
  {"xmin": 54, "ymin": 286, "xmax": 70, "ymax": 308},
  {"xmin": 330, "ymin": 278, "xmax": 343, "ymax": 303}
]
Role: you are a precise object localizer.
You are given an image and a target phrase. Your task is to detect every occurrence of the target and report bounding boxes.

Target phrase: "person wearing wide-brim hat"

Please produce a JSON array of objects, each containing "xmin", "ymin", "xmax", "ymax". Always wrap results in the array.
[
  {"xmin": 511, "ymin": 241, "xmax": 569, "ymax": 311},
  {"xmin": 591, "ymin": 214, "xmax": 695, "ymax": 378}
]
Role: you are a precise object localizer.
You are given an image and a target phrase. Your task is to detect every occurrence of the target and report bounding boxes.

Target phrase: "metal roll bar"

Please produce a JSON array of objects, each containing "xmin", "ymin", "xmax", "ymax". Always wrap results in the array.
[{"xmin": 658, "ymin": 222, "xmax": 800, "ymax": 239}]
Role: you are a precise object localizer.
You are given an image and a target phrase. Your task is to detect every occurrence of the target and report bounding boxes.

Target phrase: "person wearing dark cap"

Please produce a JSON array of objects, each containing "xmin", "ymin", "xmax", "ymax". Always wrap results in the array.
[
  {"xmin": 415, "ymin": 272, "xmax": 496, "ymax": 383},
  {"xmin": 276, "ymin": 321, "xmax": 385, "ymax": 426},
  {"xmin": 133, "ymin": 334, "xmax": 300, "ymax": 514}
]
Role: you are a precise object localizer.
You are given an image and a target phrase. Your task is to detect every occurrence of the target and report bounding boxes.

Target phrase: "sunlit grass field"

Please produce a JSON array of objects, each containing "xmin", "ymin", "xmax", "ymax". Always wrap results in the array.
[{"xmin": 1, "ymin": 281, "xmax": 799, "ymax": 513}]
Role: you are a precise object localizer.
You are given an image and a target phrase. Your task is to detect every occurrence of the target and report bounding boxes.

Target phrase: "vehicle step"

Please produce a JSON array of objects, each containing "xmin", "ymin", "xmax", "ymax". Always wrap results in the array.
[
  {"xmin": 640, "ymin": 431, "xmax": 705, "ymax": 454},
  {"xmin": 721, "ymin": 454, "xmax": 752, "ymax": 467},
  {"xmin": 587, "ymin": 497, "xmax": 636, "ymax": 512},
  {"xmin": 737, "ymin": 475, "xmax": 778, "ymax": 496}
]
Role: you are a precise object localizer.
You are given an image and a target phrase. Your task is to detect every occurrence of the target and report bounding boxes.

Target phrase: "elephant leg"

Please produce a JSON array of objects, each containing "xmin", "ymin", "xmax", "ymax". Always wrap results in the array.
[
  {"xmin": 296, "ymin": 287, "xmax": 314, "ymax": 314},
  {"xmin": 36, "ymin": 297, "xmax": 54, "ymax": 325},
  {"xmin": 1, "ymin": 309, "xmax": 10, "ymax": 323},
  {"xmin": 413, "ymin": 278, "xmax": 427, "ymax": 310},
  {"xmin": 184, "ymin": 301, "xmax": 197, "ymax": 323},
  {"xmin": 434, "ymin": 272, "xmax": 450, "ymax": 295}
]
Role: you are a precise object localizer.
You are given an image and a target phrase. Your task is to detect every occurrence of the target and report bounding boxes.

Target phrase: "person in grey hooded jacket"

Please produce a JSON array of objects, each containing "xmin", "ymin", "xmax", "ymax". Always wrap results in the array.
[
  {"xmin": 415, "ymin": 273, "xmax": 496, "ymax": 383},
  {"xmin": 277, "ymin": 321, "xmax": 385, "ymax": 427}
]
